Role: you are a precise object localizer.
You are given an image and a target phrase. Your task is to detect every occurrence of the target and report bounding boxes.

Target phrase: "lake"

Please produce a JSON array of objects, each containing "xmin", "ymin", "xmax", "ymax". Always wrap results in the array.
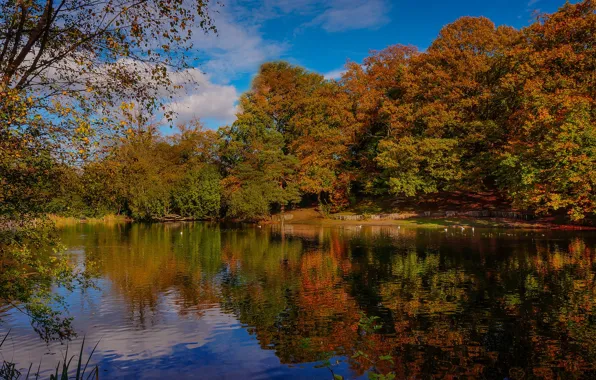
[{"xmin": 2, "ymin": 222, "xmax": 596, "ymax": 379}]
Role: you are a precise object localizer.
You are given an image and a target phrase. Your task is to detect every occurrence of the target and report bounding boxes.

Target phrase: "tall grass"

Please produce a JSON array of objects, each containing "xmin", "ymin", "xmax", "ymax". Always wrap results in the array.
[{"xmin": 0, "ymin": 331, "xmax": 99, "ymax": 380}]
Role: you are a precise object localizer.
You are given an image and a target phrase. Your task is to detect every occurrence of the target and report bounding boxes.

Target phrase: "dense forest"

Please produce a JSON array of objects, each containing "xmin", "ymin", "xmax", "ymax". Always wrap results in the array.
[
  {"xmin": 6, "ymin": 0, "xmax": 593, "ymax": 223},
  {"xmin": 0, "ymin": 0, "xmax": 595, "ymax": 341}
]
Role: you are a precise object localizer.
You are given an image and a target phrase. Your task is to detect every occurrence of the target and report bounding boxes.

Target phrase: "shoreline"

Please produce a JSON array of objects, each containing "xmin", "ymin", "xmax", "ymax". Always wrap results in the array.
[
  {"xmin": 49, "ymin": 214, "xmax": 132, "ymax": 226},
  {"xmin": 269, "ymin": 208, "xmax": 596, "ymax": 230},
  {"xmin": 47, "ymin": 211, "xmax": 596, "ymax": 231}
]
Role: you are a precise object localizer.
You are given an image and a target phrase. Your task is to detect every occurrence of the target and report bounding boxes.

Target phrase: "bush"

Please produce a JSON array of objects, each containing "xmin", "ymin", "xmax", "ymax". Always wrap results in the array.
[
  {"xmin": 172, "ymin": 165, "xmax": 222, "ymax": 219},
  {"xmin": 227, "ymin": 182, "xmax": 272, "ymax": 221}
]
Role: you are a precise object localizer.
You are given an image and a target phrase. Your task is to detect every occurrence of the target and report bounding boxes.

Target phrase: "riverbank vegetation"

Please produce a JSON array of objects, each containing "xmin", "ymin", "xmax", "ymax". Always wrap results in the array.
[{"xmin": 21, "ymin": 0, "xmax": 595, "ymax": 225}]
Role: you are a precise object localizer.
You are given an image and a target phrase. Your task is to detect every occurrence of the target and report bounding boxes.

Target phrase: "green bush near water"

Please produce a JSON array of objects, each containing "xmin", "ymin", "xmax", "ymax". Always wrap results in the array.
[{"xmin": 171, "ymin": 165, "xmax": 222, "ymax": 220}]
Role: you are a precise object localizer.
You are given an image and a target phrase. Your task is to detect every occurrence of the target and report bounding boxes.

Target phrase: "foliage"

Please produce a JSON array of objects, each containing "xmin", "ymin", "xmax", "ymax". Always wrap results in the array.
[
  {"xmin": 493, "ymin": 0, "xmax": 596, "ymax": 220},
  {"xmin": 26, "ymin": 1, "xmax": 596, "ymax": 223},
  {"xmin": 0, "ymin": 217, "xmax": 97, "ymax": 342},
  {"xmin": 222, "ymin": 62, "xmax": 354, "ymax": 215},
  {"xmin": 0, "ymin": 0, "xmax": 216, "ymax": 342},
  {"xmin": 376, "ymin": 137, "xmax": 462, "ymax": 196},
  {"xmin": 226, "ymin": 182, "xmax": 275, "ymax": 221},
  {"xmin": 221, "ymin": 81, "xmax": 304, "ymax": 219},
  {"xmin": 172, "ymin": 165, "xmax": 222, "ymax": 219},
  {"xmin": 111, "ymin": 128, "xmax": 175, "ymax": 220},
  {"xmin": 0, "ymin": 87, "xmax": 58, "ymax": 216}
]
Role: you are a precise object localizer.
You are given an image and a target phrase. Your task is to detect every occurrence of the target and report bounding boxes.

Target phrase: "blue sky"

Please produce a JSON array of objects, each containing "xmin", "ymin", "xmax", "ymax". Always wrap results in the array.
[{"xmin": 168, "ymin": 0, "xmax": 574, "ymax": 130}]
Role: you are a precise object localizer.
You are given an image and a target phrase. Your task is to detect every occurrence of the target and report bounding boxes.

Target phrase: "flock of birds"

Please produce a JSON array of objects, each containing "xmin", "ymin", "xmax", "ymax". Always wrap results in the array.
[{"xmin": 350, "ymin": 225, "xmax": 475, "ymax": 233}]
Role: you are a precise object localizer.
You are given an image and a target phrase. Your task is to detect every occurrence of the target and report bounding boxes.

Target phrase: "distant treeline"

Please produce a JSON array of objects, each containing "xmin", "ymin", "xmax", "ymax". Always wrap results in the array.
[{"xmin": 41, "ymin": 1, "xmax": 596, "ymax": 221}]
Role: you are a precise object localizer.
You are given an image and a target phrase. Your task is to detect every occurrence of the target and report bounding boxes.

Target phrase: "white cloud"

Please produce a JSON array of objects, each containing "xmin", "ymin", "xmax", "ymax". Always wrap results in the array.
[
  {"xmin": 323, "ymin": 67, "xmax": 346, "ymax": 80},
  {"xmin": 254, "ymin": 0, "xmax": 391, "ymax": 33},
  {"xmin": 306, "ymin": 0, "xmax": 391, "ymax": 32},
  {"xmin": 165, "ymin": 69, "xmax": 239, "ymax": 125},
  {"xmin": 158, "ymin": 3, "xmax": 289, "ymax": 126},
  {"xmin": 188, "ymin": 6, "xmax": 288, "ymax": 83}
]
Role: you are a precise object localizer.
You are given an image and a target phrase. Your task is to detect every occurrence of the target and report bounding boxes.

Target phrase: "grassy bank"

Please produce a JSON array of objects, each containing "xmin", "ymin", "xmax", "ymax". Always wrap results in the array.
[{"xmin": 49, "ymin": 214, "xmax": 131, "ymax": 227}]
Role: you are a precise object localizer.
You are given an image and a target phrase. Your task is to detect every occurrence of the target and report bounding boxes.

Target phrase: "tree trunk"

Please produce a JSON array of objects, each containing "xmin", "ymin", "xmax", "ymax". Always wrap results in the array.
[{"xmin": 280, "ymin": 203, "xmax": 285, "ymax": 229}]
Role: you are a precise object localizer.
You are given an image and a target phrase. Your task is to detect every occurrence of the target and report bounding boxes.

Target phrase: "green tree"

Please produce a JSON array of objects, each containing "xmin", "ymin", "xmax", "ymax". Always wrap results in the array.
[
  {"xmin": 222, "ymin": 61, "xmax": 354, "ymax": 215},
  {"xmin": 172, "ymin": 165, "xmax": 222, "ymax": 219},
  {"xmin": 222, "ymin": 113, "xmax": 301, "ymax": 220},
  {"xmin": 376, "ymin": 137, "xmax": 461, "ymax": 196}
]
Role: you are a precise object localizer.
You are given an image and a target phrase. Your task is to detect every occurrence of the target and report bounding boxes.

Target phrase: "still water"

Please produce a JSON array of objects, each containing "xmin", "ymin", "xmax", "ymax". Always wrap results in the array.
[{"xmin": 2, "ymin": 223, "xmax": 596, "ymax": 379}]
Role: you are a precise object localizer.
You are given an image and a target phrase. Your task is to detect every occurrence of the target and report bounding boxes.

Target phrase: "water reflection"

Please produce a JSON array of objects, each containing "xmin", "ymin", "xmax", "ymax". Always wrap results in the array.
[{"xmin": 2, "ymin": 223, "xmax": 596, "ymax": 378}]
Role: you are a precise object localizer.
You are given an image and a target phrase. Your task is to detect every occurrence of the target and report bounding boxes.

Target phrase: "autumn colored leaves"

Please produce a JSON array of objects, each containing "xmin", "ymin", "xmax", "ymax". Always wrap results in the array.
[{"xmin": 230, "ymin": 1, "xmax": 595, "ymax": 220}]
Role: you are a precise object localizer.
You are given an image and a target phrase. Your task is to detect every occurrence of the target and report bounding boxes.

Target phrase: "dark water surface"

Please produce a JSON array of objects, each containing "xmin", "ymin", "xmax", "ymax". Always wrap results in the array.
[{"xmin": 3, "ymin": 223, "xmax": 596, "ymax": 379}]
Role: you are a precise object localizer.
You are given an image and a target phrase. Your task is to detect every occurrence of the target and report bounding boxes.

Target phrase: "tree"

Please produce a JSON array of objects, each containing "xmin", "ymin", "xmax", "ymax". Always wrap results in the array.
[
  {"xmin": 412, "ymin": 17, "xmax": 520, "ymax": 188},
  {"xmin": 222, "ymin": 62, "xmax": 355, "ymax": 214},
  {"xmin": 495, "ymin": 0, "xmax": 596, "ymax": 220},
  {"xmin": 341, "ymin": 45, "xmax": 419, "ymax": 194},
  {"xmin": 290, "ymin": 80, "xmax": 356, "ymax": 210},
  {"xmin": 221, "ymin": 102, "xmax": 301, "ymax": 220},
  {"xmin": 172, "ymin": 165, "xmax": 222, "ymax": 219}
]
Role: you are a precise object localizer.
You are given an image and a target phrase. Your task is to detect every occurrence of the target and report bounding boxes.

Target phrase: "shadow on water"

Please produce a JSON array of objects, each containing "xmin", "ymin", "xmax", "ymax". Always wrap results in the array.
[{"xmin": 2, "ymin": 222, "xmax": 596, "ymax": 379}]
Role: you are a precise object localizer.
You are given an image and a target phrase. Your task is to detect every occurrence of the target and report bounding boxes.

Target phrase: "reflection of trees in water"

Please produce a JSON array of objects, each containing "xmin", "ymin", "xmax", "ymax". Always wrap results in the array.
[
  {"xmin": 71, "ymin": 223, "xmax": 222, "ymax": 328},
  {"xmin": 65, "ymin": 223, "xmax": 596, "ymax": 377}
]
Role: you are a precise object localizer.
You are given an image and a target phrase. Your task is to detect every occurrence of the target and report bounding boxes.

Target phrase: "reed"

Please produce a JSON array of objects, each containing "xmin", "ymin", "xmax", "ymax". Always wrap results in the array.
[{"xmin": 0, "ymin": 331, "xmax": 99, "ymax": 380}]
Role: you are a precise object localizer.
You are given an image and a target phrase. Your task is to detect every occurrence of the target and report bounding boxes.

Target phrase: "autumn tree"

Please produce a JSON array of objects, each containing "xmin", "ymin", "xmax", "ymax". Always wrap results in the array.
[
  {"xmin": 342, "ymin": 18, "xmax": 522, "ymax": 198},
  {"xmin": 342, "ymin": 44, "xmax": 464, "ymax": 196},
  {"xmin": 412, "ymin": 16, "xmax": 520, "ymax": 188},
  {"xmin": 495, "ymin": 0, "xmax": 596, "ymax": 220},
  {"xmin": 222, "ymin": 62, "xmax": 355, "ymax": 215},
  {"xmin": 341, "ymin": 45, "xmax": 419, "ymax": 194},
  {"xmin": 290, "ymin": 79, "xmax": 356, "ymax": 210}
]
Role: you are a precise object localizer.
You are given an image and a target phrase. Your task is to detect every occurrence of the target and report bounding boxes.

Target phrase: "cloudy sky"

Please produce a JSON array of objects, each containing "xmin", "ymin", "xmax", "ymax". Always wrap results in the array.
[{"xmin": 169, "ymin": 0, "xmax": 572, "ymax": 130}]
